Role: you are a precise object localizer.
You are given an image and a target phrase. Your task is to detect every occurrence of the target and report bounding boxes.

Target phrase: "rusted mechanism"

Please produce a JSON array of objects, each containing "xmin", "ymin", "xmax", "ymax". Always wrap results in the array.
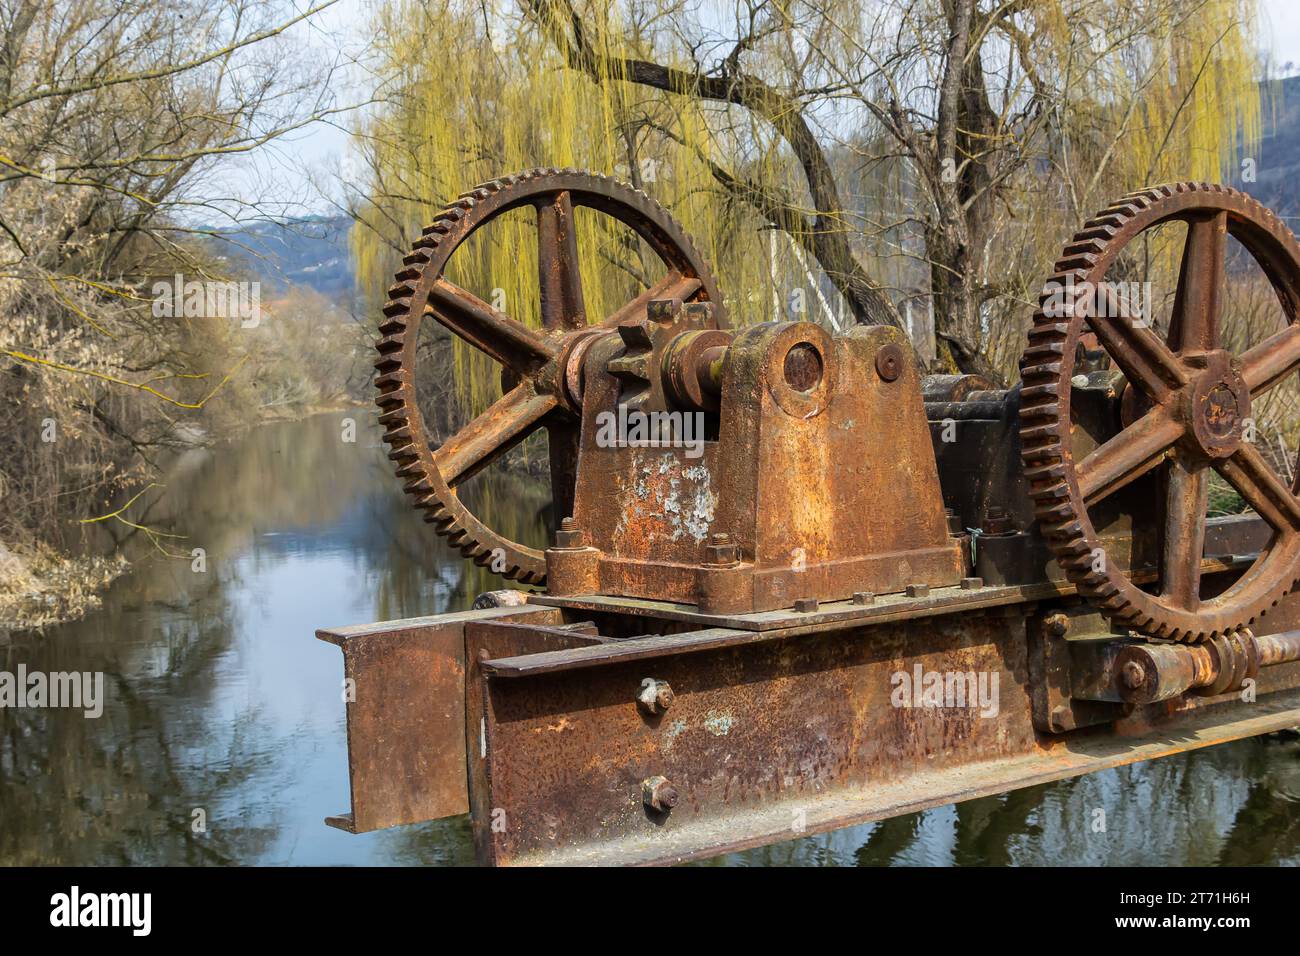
[
  {"xmin": 1021, "ymin": 183, "xmax": 1300, "ymax": 642},
  {"xmin": 375, "ymin": 169, "xmax": 725, "ymax": 584},
  {"xmin": 319, "ymin": 172, "xmax": 1300, "ymax": 865}
]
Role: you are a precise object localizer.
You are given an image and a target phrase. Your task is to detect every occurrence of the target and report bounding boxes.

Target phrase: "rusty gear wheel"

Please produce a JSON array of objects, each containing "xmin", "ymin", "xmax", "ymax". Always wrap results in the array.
[
  {"xmin": 1020, "ymin": 182, "xmax": 1300, "ymax": 642},
  {"xmin": 375, "ymin": 168, "xmax": 726, "ymax": 585}
]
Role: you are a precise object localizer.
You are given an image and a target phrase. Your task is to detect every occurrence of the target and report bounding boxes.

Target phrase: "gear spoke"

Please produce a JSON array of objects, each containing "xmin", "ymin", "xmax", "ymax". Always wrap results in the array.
[
  {"xmin": 1169, "ymin": 211, "xmax": 1227, "ymax": 353},
  {"xmin": 428, "ymin": 278, "xmax": 558, "ymax": 373},
  {"xmin": 1216, "ymin": 441, "xmax": 1300, "ymax": 535},
  {"xmin": 1022, "ymin": 182, "xmax": 1300, "ymax": 641},
  {"xmin": 1086, "ymin": 291, "xmax": 1187, "ymax": 400},
  {"xmin": 378, "ymin": 168, "xmax": 726, "ymax": 585},
  {"xmin": 1241, "ymin": 322, "xmax": 1300, "ymax": 396},
  {"xmin": 435, "ymin": 385, "xmax": 558, "ymax": 488},
  {"xmin": 1076, "ymin": 407, "xmax": 1184, "ymax": 504},
  {"xmin": 537, "ymin": 191, "xmax": 587, "ymax": 331},
  {"xmin": 603, "ymin": 272, "xmax": 704, "ymax": 327},
  {"xmin": 1161, "ymin": 454, "xmax": 1210, "ymax": 610}
]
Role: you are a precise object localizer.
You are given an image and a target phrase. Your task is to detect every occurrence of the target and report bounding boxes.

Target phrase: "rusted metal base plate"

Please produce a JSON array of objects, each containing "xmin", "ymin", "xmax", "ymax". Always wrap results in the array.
[
  {"xmin": 465, "ymin": 602, "xmax": 1300, "ymax": 866},
  {"xmin": 526, "ymin": 557, "xmax": 1248, "ymax": 633},
  {"xmin": 510, "ymin": 689, "xmax": 1300, "ymax": 867}
]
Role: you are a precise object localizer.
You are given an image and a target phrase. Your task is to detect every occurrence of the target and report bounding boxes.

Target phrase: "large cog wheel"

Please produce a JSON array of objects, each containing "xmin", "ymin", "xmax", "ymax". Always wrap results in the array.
[
  {"xmin": 1020, "ymin": 182, "xmax": 1300, "ymax": 642},
  {"xmin": 375, "ymin": 168, "xmax": 726, "ymax": 585}
]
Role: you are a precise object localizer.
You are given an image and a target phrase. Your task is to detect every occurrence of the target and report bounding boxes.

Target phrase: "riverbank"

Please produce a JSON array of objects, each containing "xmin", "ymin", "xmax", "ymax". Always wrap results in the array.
[
  {"xmin": 0, "ymin": 542, "xmax": 127, "ymax": 639},
  {"xmin": 0, "ymin": 400, "xmax": 369, "ymax": 637}
]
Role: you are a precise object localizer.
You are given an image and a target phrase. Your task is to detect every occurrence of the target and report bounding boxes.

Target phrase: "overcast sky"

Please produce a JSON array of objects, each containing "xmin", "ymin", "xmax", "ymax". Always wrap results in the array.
[
  {"xmin": 1263, "ymin": 0, "xmax": 1300, "ymax": 70},
  {"xmin": 230, "ymin": 0, "xmax": 1300, "ymax": 220}
]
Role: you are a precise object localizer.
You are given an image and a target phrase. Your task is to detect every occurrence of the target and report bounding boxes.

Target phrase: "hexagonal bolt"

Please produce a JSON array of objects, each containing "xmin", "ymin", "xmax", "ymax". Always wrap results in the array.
[
  {"xmin": 983, "ymin": 507, "xmax": 1015, "ymax": 535},
  {"xmin": 1050, "ymin": 705, "xmax": 1072, "ymax": 730},
  {"xmin": 642, "ymin": 775, "xmax": 679, "ymax": 812},
  {"xmin": 704, "ymin": 532, "xmax": 740, "ymax": 567},
  {"xmin": 1043, "ymin": 612, "xmax": 1071, "ymax": 637},
  {"xmin": 554, "ymin": 516, "xmax": 585, "ymax": 549},
  {"xmin": 1121, "ymin": 660, "xmax": 1147, "ymax": 690},
  {"xmin": 852, "ymin": 591, "xmax": 875, "ymax": 606},
  {"xmin": 905, "ymin": 583, "xmax": 930, "ymax": 598},
  {"xmin": 960, "ymin": 577, "xmax": 984, "ymax": 590},
  {"xmin": 637, "ymin": 678, "xmax": 675, "ymax": 716},
  {"xmin": 794, "ymin": 597, "xmax": 819, "ymax": 613}
]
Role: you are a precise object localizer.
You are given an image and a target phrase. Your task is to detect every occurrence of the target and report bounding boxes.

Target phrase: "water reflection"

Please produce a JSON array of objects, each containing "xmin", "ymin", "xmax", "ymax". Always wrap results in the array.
[
  {"xmin": 0, "ymin": 412, "xmax": 1296, "ymax": 865},
  {"xmin": 707, "ymin": 728, "xmax": 1300, "ymax": 866}
]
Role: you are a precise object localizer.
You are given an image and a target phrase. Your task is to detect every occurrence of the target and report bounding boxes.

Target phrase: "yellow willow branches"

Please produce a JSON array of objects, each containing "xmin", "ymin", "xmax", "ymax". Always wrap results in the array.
[
  {"xmin": 78, "ymin": 482, "xmax": 189, "ymax": 558},
  {"xmin": 1, "ymin": 351, "xmax": 250, "ymax": 410}
]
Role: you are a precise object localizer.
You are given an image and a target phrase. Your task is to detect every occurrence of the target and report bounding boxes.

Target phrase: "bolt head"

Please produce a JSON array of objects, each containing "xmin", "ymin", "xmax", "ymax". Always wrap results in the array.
[
  {"xmin": 704, "ymin": 538, "xmax": 740, "ymax": 566},
  {"xmin": 1122, "ymin": 660, "xmax": 1147, "ymax": 690},
  {"xmin": 555, "ymin": 525, "xmax": 585, "ymax": 548},
  {"xmin": 984, "ymin": 508, "xmax": 1015, "ymax": 535},
  {"xmin": 1050, "ymin": 704, "xmax": 1072, "ymax": 730},
  {"xmin": 642, "ymin": 775, "xmax": 678, "ymax": 812},
  {"xmin": 637, "ymin": 678, "xmax": 674, "ymax": 715},
  {"xmin": 875, "ymin": 343, "xmax": 904, "ymax": 382}
]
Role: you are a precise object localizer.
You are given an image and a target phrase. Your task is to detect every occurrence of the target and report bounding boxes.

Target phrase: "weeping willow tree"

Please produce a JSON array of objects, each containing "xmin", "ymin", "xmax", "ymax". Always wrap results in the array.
[
  {"xmin": 350, "ymin": 0, "xmax": 1264, "ymax": 405},
  {"xmin": 350, "ymin": 0, "xmax": 838, "ymax": 443}
]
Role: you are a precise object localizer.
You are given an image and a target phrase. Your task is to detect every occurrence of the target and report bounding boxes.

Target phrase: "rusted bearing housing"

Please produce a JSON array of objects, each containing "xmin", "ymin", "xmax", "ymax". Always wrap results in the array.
[{"xmin": 1114, "ymin": 630, "xmax": 1265, "ymax": 704}]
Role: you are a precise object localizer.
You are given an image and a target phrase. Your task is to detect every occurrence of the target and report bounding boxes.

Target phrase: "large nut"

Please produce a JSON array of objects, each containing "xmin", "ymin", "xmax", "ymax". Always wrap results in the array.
[
  {"xmin": 554, "ymin": 516, "xmax": 585, "ymax": 549},
  {"xmin": 642, "ymin": 776, "xmax": 679, "ymax": 812},
  {"xmin": 637, "ymin": 678, "xmax": 674, "ymax": 715},
  {"xmin": 703, "ymin": 532, "xmax": 740, "ymax": 567}
]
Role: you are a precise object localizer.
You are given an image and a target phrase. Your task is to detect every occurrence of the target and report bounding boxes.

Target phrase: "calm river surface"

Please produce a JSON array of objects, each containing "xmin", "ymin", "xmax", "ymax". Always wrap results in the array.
[{"xmin": 2, "ymin": 412, "xmax": 1298, "ymax": 865}]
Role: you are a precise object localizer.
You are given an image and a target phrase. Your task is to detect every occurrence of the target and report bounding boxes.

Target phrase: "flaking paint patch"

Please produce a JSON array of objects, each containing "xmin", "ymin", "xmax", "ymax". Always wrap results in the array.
[
  {"xmin": 703, "ymin": 710, "xmax": 735, "ymax": 736},
  {"xmin": 616, "ymin": 452, "xmax": 716, "ymax": 545},
  {"xmin": 662, "ymin": 718, "xmax": 688, "ymax": 751}
]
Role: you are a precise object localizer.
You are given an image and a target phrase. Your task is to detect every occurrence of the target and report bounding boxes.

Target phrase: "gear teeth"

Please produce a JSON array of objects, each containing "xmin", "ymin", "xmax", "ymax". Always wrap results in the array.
[
  {"xmin": 617, "ymin": 319, "xmax": 654, "ymax": 349},
  {"xmin": 608, "ymin": 354, "xmax": 651, "ymax": 379},
  {"xmin": 384, "ymin": 424, "xmax": 414, "ymax": 445},
  {"xmin": 374, "ymin": 371, "xmax": 404, "ymax": 392},
  {"xmin": 1019, "ymin": 181, "xmax": 1300, "ymax": 643},
  {"xmin": 372, "ymin": 167, "xmax": 728, "ymax": 587}
]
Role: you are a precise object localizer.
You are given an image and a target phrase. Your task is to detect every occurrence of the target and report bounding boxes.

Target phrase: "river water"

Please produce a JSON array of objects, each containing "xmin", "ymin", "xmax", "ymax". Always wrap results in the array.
[{"xmin": 2, "ymin": 413, "xmax": 1298, "ymax": 865}]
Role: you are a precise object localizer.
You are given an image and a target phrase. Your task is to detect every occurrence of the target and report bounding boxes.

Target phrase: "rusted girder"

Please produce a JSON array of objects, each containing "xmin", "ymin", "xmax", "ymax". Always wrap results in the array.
[{"xmin": 319, "ymin": 586, "xmax": 1300, "ymax": 865}]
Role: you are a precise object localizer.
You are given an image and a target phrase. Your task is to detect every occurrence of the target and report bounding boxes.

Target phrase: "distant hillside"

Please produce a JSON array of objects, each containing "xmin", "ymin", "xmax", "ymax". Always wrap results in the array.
[
  {"xmin": 207, "ymin": 215, "xmax": 358, "ymax": 307},
  {"xmin": 1229, "ymin": 74, "xmax": 1300, "ymax": 224}
]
